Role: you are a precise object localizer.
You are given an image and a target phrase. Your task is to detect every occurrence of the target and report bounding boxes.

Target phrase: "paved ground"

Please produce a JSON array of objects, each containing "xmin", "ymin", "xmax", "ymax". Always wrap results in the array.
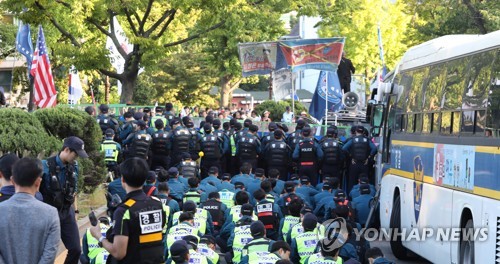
[{"xmin": 371, "ymin": 240, "xmax": 431, "ymax": 264}]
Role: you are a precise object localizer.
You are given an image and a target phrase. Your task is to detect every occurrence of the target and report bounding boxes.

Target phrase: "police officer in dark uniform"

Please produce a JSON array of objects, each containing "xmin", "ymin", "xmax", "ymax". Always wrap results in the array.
[
  {"xmin": 212, "ymin": 119, "xmax": 230, "ymax": 174},
  {"xmin": 342, "ymin": 126, "xmax": 377, "ymax": 192},
  {"xmin": 164, "ymin": 102, "xmax": 176, "ymax": 127},
  {"xmin": 96, "ymin": 104, "xmax": 119, "ymax": 136},
  {"xmin": 264, "ymin": 129, "xmax": 290, "ymax": 181},
  {"xmin": 40, "ymin": 136, "xmax": 89, "ymax": 264},
  {"xmin": 200, "ymin": 123, "xmax": 225, "ymax": 179},
  {"xmin": 178, "ymin": 152, "xmax": 199, "ymax": 179},
  {"xmin": 124, "ymin": 120, "xmax": 152, "ymax": 161},
  {"xmin": 292, "ymin": 127, "xmax": 324, "ymax": 185},
  {"xmin": 150, "ymin": 106, "xmax": 168, "ymax": 132},
  {"xmin": 261, "ymin": 122, "xmax": 278, "ymax": 149},
  {"xmin": 89, "ymin": 158, "xmax": 167, "ymax": 264},
  {"xmin": 151, "ymin": 119, "xmax": 170, "ymax": 170},
  {"xmin": 320, "ymin": 126, "xmax": 344, "ymax": 180},
  {"xmin": 169, "ymin": 118, "xmax": 192, "ymax": 167},
  {"xmin": 236, "ymin": 124, "xmax": 261, "ymax": 171},
  {"xmin": 287, "ymin": 119, "xmax": 306, "ymax": 152},
  {"xmin": 253, "ymin": 189, "xmax": 283, "ymax": 240},
  {"xmin": 201, "ymin": 191, "xmax": 226, "ymax": 235},
  {"xmin": 183, "ymin": 117, "xmax": 202, "ymax": 161},
  {"xmin": 118, "ymin": 111, "xmax": 135, "ymax": 143}
]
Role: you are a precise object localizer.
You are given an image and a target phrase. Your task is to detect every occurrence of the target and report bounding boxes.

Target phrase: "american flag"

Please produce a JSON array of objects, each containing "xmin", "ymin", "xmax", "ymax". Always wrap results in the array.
[{"xmin": 30, "ymin": 25, "xmax": 57, "ymax": 108}]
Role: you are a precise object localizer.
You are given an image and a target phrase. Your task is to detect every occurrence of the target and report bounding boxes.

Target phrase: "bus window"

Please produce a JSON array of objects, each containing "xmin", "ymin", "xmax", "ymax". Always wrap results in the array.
[
  {"xmin": 423, "ymin": 113, "xmax": 431, "ymax": 133},
  {"xmin": 443, "ymin": 57, "xmax": 470, "ymax": 110},
  {"xmin": 423, "ymin": 65, "xmax": 446, "ymax": 111},
  {"xmin": 397, "ymin": 73, "xmax": 412, "ymax": 110},
  {"xmin": 475, "ymin": 110, "xmax": 486, "ymax": 135},
  {"xmin": 395, "ymin": 114, "xmax": 402, "ymax": 132},
  {"xmin": 407, "ymin": 68, "xmax": 428, "ymax": 112},
  {"xmin": 407, "ymin": 114, "xmax": 415, "ymax": 133},
  {"xmin": 461, "ymin": 111, "xmax": 474, "ymax": 134},
  {"xmin": 462, "ymin": 50, "xmax": 496, "ymax": 109},
  {"xmin": 452, "ymin": 111, "xmax": 461, "ymax": 135},
  {"xmin": 486, "ymin": 50, "xmax": 500, "ymax": 135},
  {"xmin": 432, "ymin": 112, "xmax": 440, "ymax": 133},
  {"xmin": 441, "ymin": 112, "xmax": 452, "ymax": 134}
]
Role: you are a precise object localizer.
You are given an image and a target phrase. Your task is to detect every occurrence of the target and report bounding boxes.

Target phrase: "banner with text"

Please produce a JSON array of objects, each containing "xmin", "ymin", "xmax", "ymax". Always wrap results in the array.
[
  {"xmin": 238, "ymin": 42, "xmax": 278, "ymax": 77},
  {"xmin": 272, "ymin": 68, "xmax": 293, "ymax": 101},
  {"xmin": 277, "ymin": 38, "xmax": 345, "ymax": 72}
]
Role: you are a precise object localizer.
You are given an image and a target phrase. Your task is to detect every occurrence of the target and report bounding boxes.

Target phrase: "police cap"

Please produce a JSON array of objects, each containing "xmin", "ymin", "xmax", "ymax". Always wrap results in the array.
[
  {"xmin": 274, "ymin": 129, "xmax": 284, "ymax": 139},
  {"xmin": 63, "ymin": 136, "xmax": 88, "ymax": 158},
  {"xmin": 99, "ymin": 104, "xmax": 109, "ymax": 112},
  {"xmin": 241, "ymin": 203, "xmax": 254, "ymax": 216},
  {"xmin": 300, "ymin": 177, "xmax": 309, "ymax": 185},
  {"xmin": 249, "ymin": 124, "xmax": 259, "ymax": 133},
  {"xmin": 244, "ymin": 119, "xmax": 252, "ymax": 127},
  {"xmin": 146, "ymin": 171, "xmax": 156, "ymax": 184},
  {"xmin": 182, "ymin": 235, "xmax": 199, "ymax": 250},
  {"xmin": 302, "ymin": 126, "xmax": 312, "ymax": 137},
  {"xmin": 250, "ymin": 221, "xmax": 265, "ymax": 237},
  {"xmin": 170, "ymin": 118, "xmax": 181, "ymax": 126},
  {"xmin": 168, "ymin": 167, "xmax": 179, "ymax": 176},
  {"xmin": 234, "ymin": 182, "xmax": 245, "ymax": 189},
  {"xmin": 155, "ymin": 106, "xmax": 163, "ymax": 112},
  {"xmin": 183, "ymin": 201, "xmax": 197, "ymax": 214},
  {"xmin": 300, "ymin": 206, "xmax": 313, "ymax": 215},
  {"xmin": 170, "ymin": 240, "xmax": 189, "ymax": 260},
  {"xmin": 284, "ymin": 181, "xmax": 295, "ymax": 193},
  {"xmin": 221, "ymin": 173, "xmax": 231, "ymax": 181},
  {"xmin": 133, "ymin": 112, "xmax": 144, "ymax": 121},
  {"xmin": 360, "ymin": 184, "xmax": 371, "ymax": 194},
  {"xmin": 212, "ymin": 119, "xmax": 221, "ymax": 128},
  {"xmin": 302, "ymin": 213, "xmax": 318, "ymax": 231},
  {"xmin": 143, "ymin": 107, "xmax": 151, "ymax": 113},
  {"xmin": 105, "ymin": 128, "xmax": 115, "ymax": 137},
  {"xmin": 203, "ymin": 123, "xmax": 212, "ymax": 133},
  {"xmin": 200, "ymin": 235, "xmax": 216, "ymax": 246},
  {"xmin": 268, "ymin": 122, "xmax": 277, "ymax": 131}
]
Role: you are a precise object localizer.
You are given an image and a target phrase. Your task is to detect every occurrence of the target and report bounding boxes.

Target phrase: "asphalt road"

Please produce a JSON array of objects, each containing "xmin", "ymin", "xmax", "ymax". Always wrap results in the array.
[{"xmin": 371, "ymin": 240, "xmax": 431, "ymax": 264}]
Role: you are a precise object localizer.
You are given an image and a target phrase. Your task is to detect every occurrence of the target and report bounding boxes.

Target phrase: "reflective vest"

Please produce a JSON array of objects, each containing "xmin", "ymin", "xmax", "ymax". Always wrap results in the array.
[
  {"xmin": 198, "ymin": 243, "xmax": 219, "ymax": 264},
  {"xmin": 101, "ymin": 140, "xmax": 119, "ymax": 162},
  {"xmin": 151, "ymin": 130, "xmax": 169, "ymax": 156},
  {"xmin": 232, "ymin": 226, "xmax": 254, "ymax": 263},
  {"xmin": 219, "ymin": 189, "xmax": 235, "ymax": 208},
  {"xmin": 188, "ymin": 249, "xmax": 209, "ymax": 264},
  {"xmin": 92, "ymin": 249, "xmax": 110, "ymax": 264},
  {"xmin": 172, "ymin": 208, "xmax": 209, "ymax": 226},
  {"xmin": 180, "ymin": 161, "xmax": 197, "ymax": 178},
  {"xmin": 172, "ymin": 128, "xmax": 191, "ymax": 152},
  {"xmin": 150, "ymin": 116, "xmax": 167, "ymax": 131},
  {"xmin": 202, "ymin": 199, "xmax": 223, "ymax": 228},
  {"xmin": 242, "ymin": 238, "xmax": 272, "ymax": 259},
  {"xmin": 230, "ymin": 134, "xmax": 237, "ymax": 156},
  {"xmin": 281, "ymin": 216, "xmax": 300, "ymax": 242},
  {"xmin": 183, "ymin": 189, "xmax": 201, "ymax": 205},
  {"xmin": 351, "ymin": 136, "xmax": 370, "ymax": 161},
  {"xmin": 322, "ymin": 138, "xmax": 341, "ymax": 164},
  {"xmin": 166, "ymin": 228, "xmax": 200, "ymax": 252},
  {"xmin": 305, "ymin": 253, "xmax": 343, "ymax": 264},
  {"xmin": 256, "ymin": 200, "xmax": 277, "ymax": 230},
  {"xmin": 230, "ymin": 205, "xmax": 258, "ymax": 223},
  {"xmin": 298, "ymin": 139, "xmax": 316, "ymax": 166},
  {"xmin": 247, "ymin": 251, "xmax": 281, "ymax": 264},
  {"xmin": 265, "ymin": 193, "xmax": 275, "ymax": 204},
  {"xmin": 85, "ymin": 224, "xmax": 109, "ymax": 260},
  {"xmin": 290, "ymin": 223, "xmax": 326, "ymax": 241},
  {"xmin": 238, "ymin": 135, "xmax": 257, "ymax": 160},
  {"xmin": 296, "ymin": 231, "xmax": 323, "ymax": 264},
  {"xmin": 129, "ymin": 133, "xmax": 152, "ymax": 158},
  {"xmin": 201, "ymin": 134, "xmax": 222, "ymax": 159}
]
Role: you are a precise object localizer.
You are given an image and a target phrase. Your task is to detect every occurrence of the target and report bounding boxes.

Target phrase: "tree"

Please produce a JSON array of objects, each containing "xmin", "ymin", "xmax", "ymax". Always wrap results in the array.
[
  {"xmin": 1, "ymin": 0, "xmax": 247, "ymax": 103},
  {"xmin": 318, "ymin": 0, "xmax": 414, "ymax": 80},
  {"xmin": 0, "ymin": 22, "xmax": 17, "ymax": 59}
]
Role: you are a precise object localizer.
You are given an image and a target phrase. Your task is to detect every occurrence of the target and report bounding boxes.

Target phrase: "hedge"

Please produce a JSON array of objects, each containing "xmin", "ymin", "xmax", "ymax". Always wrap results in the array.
[
  {"xmin": 0, "ymin": 108, "xmax": 60, "ymax": 157},
  {"xmin": 254, "ymin": 99, "xmax": 308, "ymax": 122}
]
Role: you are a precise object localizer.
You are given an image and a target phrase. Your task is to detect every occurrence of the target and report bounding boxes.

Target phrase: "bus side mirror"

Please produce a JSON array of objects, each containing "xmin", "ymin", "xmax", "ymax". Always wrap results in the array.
[{"xmin": 370, "ymin": 104, "xmax": 385, "ymax": 137}]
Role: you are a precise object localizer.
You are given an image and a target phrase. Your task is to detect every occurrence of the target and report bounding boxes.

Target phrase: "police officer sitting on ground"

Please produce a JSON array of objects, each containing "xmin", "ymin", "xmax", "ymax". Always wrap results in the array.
[
  {"xmin": 223, "ymin": 203, "xmax": 256, "ymax": 254},
  {"xmin": 218, "ymin": 173, "xmax": 235, "ymax": 192},
  {"xmin": 253, "ymin": 188, "xmax": 283, "ymax": 240},
  {"xmin": 201, "ymin": 166, "xmax": 222, "ymax": 190},
  {"xmin": 201, "ymin": 191, "xmax": 227, "ymax": 235},
  {"xmin": 80, "ymin": 216, "xmax": 111, "ymax": 264},
  {"xmin": 276, "ymin": 181, "xmax": 308, "ymax": 216},
  {"xmin": 157, "ymin": 182, "xmax": 180, "ymax": 227},
  {"xmin": 304, "ymin": 233, "xmax": 345, "ymax": 264},
  {"xmin": 0, "ymin": 154, "xmax": 43, "ymax": 202},
  {"xmin": 269, "ymin": 168, "xmax": 286, "ymax": 195},
  {"xmin": 352, "ymin": 184, "xmax": 375, "ymax": 227},
  {"xmin": 291, "ymin": 213, "xmax": 322, "ymax": 264},
  {"xmin": 166, "ymin": 235, "xmax": 212, "ymax": 264},
  {"xmin": 143, "ymin": 171, "xmax": 158, "ymax": 196},
  {"xmin": 40, "ymin": 136, "xmax": 88, "ymax": 264},
  {"xmin": 169, "ymin": 240, "xmax": 190, "ymax": 264},
  {"xmin": 89, "ymin": 158, "xmax": 167, "ymax": 263},
  {"xmin": 240, "ymin": 221, "xmax": 275, "ymax": 263},
  {"xmin": 261, "ymin": 180, "xmax": 278, "ymax": 204},
  {"xmin": 184, "ymin": 177, "xmax": 202, "ymax": 205},
  {"xmin": 349, "ymin": 175, "xmax": 376, "ymax": 200},
  {"xmin": 199, "ymin": 235, "xmax": 220, "ymax": 264},
  {"xmin": 167, "ymin": 167, "xmax": 188, "ymax": 204},
  {"xmin": 231, "ymin": 163, "xmax": 254, "ymax": 188},
  {"xmin": 296, "ymin": 177, "xmax": 320, "ymax": 208},
  {"xmin": 241, "ymin": 241, "xmax": 292, "ymax": 264},
  {"xmin": 365, "ymin": 247, "xmax": 394, "ymax": 264},
  {"xmin": 278, "ymin": 198, "xmax": 303, "ymax": 242}
]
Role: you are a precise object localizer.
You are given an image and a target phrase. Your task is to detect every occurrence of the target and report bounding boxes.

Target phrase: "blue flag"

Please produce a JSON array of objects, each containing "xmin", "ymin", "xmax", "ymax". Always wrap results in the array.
[
  {"xmin": 15, "ymin": 22, "xmax": 34, "ymax": 68},
  {"xmin": 308, "ymin": 71, "xmax": 344, "ymax": 120}
]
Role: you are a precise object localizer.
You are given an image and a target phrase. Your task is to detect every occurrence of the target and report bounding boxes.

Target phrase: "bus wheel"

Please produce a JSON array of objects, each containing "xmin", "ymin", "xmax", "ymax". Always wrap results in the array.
[
  {"xmin": 390, "ymin": 196, "xmax": 410, "ymax": 259},
  {"xmin": 459, "ymin": 219, "xmax": 474, "ymax": 264}
]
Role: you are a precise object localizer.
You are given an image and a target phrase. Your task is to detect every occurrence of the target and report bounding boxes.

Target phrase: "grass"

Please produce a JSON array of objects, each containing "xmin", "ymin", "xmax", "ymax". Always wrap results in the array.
[{"xmin": 77, "ymin": 185, "xmax": 107, "ymax": 220}]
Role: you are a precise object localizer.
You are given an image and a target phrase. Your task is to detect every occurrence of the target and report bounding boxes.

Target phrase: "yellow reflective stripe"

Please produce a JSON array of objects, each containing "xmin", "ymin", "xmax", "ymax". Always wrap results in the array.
[
  {"xmin": 139, "ymin": 232, "xmax": 162, "ymax": 243},
  {"xmin": 391, "ymin": 140, "xmax": 434, "ymax": 148},
  {"xmin": 124, "ymin": 199, "xmax": 136, "ymax": 207}
]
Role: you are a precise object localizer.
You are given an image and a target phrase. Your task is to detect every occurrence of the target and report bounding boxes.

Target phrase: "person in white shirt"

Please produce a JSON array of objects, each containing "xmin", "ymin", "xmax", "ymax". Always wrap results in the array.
[{"xmin": 282, "ymin": 106, "xmax": 294, "ymax": 123}]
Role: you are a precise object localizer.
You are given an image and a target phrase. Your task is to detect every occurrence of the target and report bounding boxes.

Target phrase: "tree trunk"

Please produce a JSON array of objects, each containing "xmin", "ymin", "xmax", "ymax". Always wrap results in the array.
[
  {"xmin": 462, "ymin": 0, "xmax": 488, "ymax": 34},
  {"xmin": 119, "ymin": 46, "xmax": 142, "ymax": 104},
  {"xmin": 220, "ymin": 76, "xmax": 232, "ymax": 108},
  {"xmin": 120, "ymin": 76, "xmax": 137, "ymax": 104}
]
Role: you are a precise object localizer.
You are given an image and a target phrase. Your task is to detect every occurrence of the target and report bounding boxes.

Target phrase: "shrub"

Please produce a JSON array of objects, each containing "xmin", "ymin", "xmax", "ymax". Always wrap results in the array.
[
  {"xmin": 254, "ymin": 99, "xmax": 308, "ymax": 122},
  {"xmin": 34, "ymin": 107, "xmax": 107, "ymax": 193},
  {"xmin": 0, "ymin": 108, "xmax": 59, "ymax": 157}
]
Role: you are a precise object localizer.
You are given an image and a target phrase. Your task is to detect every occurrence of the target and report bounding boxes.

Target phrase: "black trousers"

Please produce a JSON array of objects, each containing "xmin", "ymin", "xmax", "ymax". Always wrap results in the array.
[
  {"xmin": 60, "ymin": 206, "xmax": 81, "ymax": 264},
  {"xmin": 347, "ymin": 161, "xmax": 369, "ymax": 193},
  {"xmin": 151, "ymin": 154, "xmax": 170, "ymax": 170},
  {"xmin": 321, "ymin": 164, "xmax": 343, "ymax": 181},
  {"xmin": 201, "ymin": 158, "xmax": 221, "ymax": 179},
  {"xmin": 268, "ymin": 166, "xmax": 289, "ymax": 181},
  {"xmin": 299, "ymin": 165, "xmax": 319, "ymax": 185}
]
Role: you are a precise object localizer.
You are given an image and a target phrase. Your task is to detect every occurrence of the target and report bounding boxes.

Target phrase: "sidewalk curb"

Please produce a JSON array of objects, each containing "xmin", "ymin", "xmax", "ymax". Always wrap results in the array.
[{"xmin": 77, "ymin": 205, "xmax": 108, "ymax": 228}]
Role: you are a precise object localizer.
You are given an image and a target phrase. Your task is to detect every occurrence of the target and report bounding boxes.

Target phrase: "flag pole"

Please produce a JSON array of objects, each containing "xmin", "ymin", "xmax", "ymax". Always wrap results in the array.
[
  {"xmin": 325, "ymin": 72, "xmax": 328, "ymax": 127},
  {"xmin": 292, "ymin": 71, "xmax": 295, "ymax": 117}
]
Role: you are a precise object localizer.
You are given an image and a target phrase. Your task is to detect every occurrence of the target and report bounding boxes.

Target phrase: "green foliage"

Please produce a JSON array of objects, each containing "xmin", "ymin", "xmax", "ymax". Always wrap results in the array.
[
  {"xmin": 0, "ymin": 22, "xmax": 17, "ymax": 59},
  {"xmin": 240, "ymin": 76, "xmax": 270, "ymax": 92},
  {"xmin": 33, "ymin": 107, "xmax": 106, "ymax": 193},
  {"xmin": 0, "ymin": 108, "xmax": 60, "ymax": 157},
  {"xmin": 254, "ymin": 99, "xmax": 307, "ymax": 122}
]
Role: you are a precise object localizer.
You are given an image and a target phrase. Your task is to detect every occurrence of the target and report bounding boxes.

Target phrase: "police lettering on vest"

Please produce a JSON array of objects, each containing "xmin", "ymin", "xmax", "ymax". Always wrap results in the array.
[
  {"xmin": 219, "ymin": 190, "xmax": 235, "ymax": 208},
  {"xmin": 232, "ymin": 226, "xmax": 253, "ymax": 263},
  {"xmin": 299, "ymin": 140, "xmax": 316, "ymax": 165},
  {"xmin": 202, "ymin": 199, "xmax": 223, "ymax": 228}
]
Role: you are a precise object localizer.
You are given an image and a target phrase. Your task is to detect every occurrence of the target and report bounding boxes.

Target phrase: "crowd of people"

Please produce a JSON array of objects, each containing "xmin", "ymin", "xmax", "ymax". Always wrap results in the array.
[{"xmin": 0, "ymin": 102, "xmax": 391, "ymax": 264}]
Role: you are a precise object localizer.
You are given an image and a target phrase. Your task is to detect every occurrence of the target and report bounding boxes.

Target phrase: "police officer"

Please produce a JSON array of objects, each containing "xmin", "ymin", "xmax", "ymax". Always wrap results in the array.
[
  {"xmin": 278, "ymin": 198, "xmax": 303, "ymax": 242},
  {"xmin": 80, "ymin": 216, "xmax": 110, "ymax": 264},
  {"xmin": 167, "ymin": 235, "xmax": 211, "ymax": 264},
  {"xmin": 150, "ymin": 119, "xmax": 170, "ymax": 170},
  {"xmin": 253, "ymin": 189, "xmax": 282, "ymax": 240},
  {"xmin": 295, "ymin": 177, "xmax": 319, "ymax": 207},
  {"xmin": 342, "ymin": 126, "xmax": 377, "ymax": 192},
  {"xmin": 229, "ymin": 122, "xmax": 243, "ymax": 174},
  {"xmin": 240, "ymin": 221, "xmax": 275, "ymax": 263},
  {"xmin": 167, "ymin": 167, "xmax": 188, "ymax": 203},
  {"xmin": 320, "ymin": 127, "xmax": 344, "ymax": 180},
  {"xmin": 228, "ymin": 204, "xmax": 256, "ymax": 263},
  {"xmin": 183, "ymin": 117, "xmax": 202, "ymax": 161},
  {"xmin": 268, "ymin": 169, "xmax": 285, "ymax": 195},
  {"xmin": 241, "ymin": 241, "xmax": 292, "ymax": 264},
  {"xmin": 218, "ymin": 173, "xmax": 235, "ymax": 192},
  {"xmin": 264, "ymin": 129, "xmax": 290, "ymax": 181},
  {"xmin": 178, "ymin": 152, "xmax": 199, "ymax": 179},
  {"xmin": 150, "ymin": 106, "xmax": 168, "ymax": 131},
  {"xmin": 199, "ymin": 235, "xmax": 220, "ymax": 264},
  {"xmin": 276, "ymin": 181, "xmax": 308, "ymax": 216},
  {"xmin": 201, "ymin": 167, "xmax": 222, "ymax": 190},
  {"xmin": 166, "ymin": 212, "xmax": 202, "ymax": 257},
  {"xmin": 261, "ymin": 122, "xmax": 278, "ymax": 148},
  {"xmin": 184, "ymin": 177, "xmax": 202, "ymax": 205},
  {"xmin": 304, "ymin": 235, "xmax": 345, "ymax": 264},
  {"xmin": 156, "ymin": 182, "xmax": 179, "ymax": 227},
  {"xmin": 169, "ymin": 240, "xmax": 190, "ymax": 264},
  {"xmin": 293, "ymin": 127, "xmax": 323, "ymax": 185},
  {"xmin": 118, "ymin": 111, "xmax": 135, "ymax": 143},
  {"xmin": 200, "ymin": 124, "xmax": 225, "ymax": 179},
  {"xmin": 201, "ymin": 191, "xmax": 227, "ymax": 235},
  {"xmin": 287, "ymin": 119, "xmax": 306, "ymax": 152},
  {"xmin": 169, "ymin": 118, "xmax": 192, "ymax": 167},
  {"xmin": 40, "ymin": 136, "xmax": 88, "ymax": 264},
  {"xmin": 212, "ymin": 119, "xmax": 229, "ymax": 174},
  {"xmin": 89, "ymin": 158, "xmax": 167, "ymax": 263},
  {"xmin": 291, "ymin": 213, "xmax": 321, "ymax": 264},
  {"xmin": 96, "ymin": 104, "xmax": 119, "ymax": 136},
  {"xmin": 101, "ymin": 129, "xmax": 121, "ymax": 179},
  {"xmin": 164, "ymin": 102, "xmax": 176, "ymax": 126},
  {"xmin": 349, "ymin": 176, "xmax": 376, "ymax": 200},
  {"xmin": 236, "ymin": 124, "xmax": 261, "ymax": 171},
  {"xmin": 123, "ymin": 120, "xmax": 152, "ymax": 161},
  {"xmin": 352, "ymin": 184, "xmax": 375, "ymax": 227}
]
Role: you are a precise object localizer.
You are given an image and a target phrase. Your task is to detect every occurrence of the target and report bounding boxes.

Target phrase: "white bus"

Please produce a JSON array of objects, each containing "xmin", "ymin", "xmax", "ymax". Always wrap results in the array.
[{"xmin": 368, "ymin": 30, "xmax": 500, "ymax": 263}]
